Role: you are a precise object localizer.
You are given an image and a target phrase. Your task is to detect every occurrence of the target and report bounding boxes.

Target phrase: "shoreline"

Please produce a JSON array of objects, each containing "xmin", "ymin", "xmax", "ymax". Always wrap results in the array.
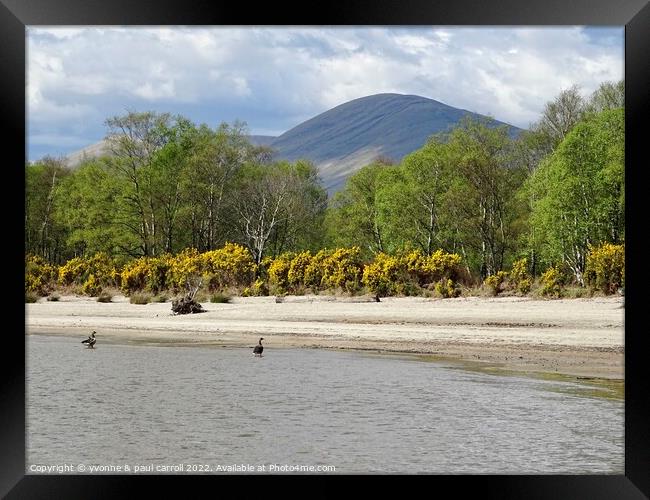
[{"xmin": 26, "ymin": 294, "xmax": 624, "ymax": 382}]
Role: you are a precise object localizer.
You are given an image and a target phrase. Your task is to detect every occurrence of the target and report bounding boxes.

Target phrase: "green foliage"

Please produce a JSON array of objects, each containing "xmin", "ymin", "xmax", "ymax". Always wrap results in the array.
[
  {"xmin": 25, "ymin": 291, "xmax": 39, "ymax": 303},
  {"xmin": 25, "ymin": 88, "xmax": 624, "ymax": 293},
  {"xmin": 540, "ymin": 267, "xmax": 564, "ymax": 298},
  {"xmin": 526, "ymin": 108, "xmax": 624, "ymax": 283},
  {"xmin": 584, "ymin": 243, "xmax": 624, "ymax": 294},
  {"xmin": 324, "ymin": 162, "xmax": 391, "ymax": 255}
]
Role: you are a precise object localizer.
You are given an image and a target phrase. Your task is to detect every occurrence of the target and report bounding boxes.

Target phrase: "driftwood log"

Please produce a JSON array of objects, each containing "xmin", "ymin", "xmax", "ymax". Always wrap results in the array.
[{"xmin": 171, "ymin": 278, "xmax": 205, "ymax": 315}]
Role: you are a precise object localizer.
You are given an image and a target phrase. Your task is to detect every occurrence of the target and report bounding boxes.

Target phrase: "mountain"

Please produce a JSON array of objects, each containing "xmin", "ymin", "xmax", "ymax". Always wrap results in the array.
[
  {"xmin": 269, "ymin": 93, "xmax": 521, "ymax": 192},
  {"xmin": 248, "ymin": 135, "xmax": 277, "ymax": 147},
  {"xmin": 62, "ymin": 135, "xmax": 278, "ymax": 167},
  {"xmin": 61, "ymin": 93, "xmax": 522, "ymax": 193},
  {"xmin": 63, "ymin": 140, "xmax": 111, "ymax": 167}
]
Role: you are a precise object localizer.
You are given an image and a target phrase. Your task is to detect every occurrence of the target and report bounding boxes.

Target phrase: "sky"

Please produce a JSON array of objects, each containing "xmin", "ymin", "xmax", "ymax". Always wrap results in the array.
[{"xmin": 27, "ymin": 26, "xmax": 623, "ymax": 162}]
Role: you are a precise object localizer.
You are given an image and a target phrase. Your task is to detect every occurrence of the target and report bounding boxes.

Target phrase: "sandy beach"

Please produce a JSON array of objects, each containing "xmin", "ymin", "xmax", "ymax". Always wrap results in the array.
[{"xmin": 25, "ymin": 294, "xmax": 624, "ymax": 381}]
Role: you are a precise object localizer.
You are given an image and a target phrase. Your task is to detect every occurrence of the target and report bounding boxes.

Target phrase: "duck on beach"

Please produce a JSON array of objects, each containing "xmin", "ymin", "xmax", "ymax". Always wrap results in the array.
[
  {"xmin": 81, "ymin": 331, "xmax": 96, "ymax": 349},
  {"xmin": 253, "ymin": 337, "xmax": 264, "ymax": 357}
]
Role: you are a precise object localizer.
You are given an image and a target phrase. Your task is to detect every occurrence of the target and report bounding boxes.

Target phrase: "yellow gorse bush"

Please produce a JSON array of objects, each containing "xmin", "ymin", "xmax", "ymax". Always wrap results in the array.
[
  {"xmin": 268, "ymin": 252, "xmax": 294, "ymax": 292},
  {"xmin": 585, "ymin": 243, "xmax": 624, "ymax": 294},
  {"xmin": 484, "ymin": 271, "xmax": 509, "ymax": 296},
  {"xmin": 320, "ymin": 247, "xmax": 363, "ymax": 291},
  {"xmin": 57, "ymin": 252, "xmax": 120, "ymax": 295},
  {"xmin": 25, "ymin": 254, "xmax": 57, "ymax": 295},
  {"xmin": 201, "ymin": 243, "xmax": 257, "ymax": 290},
  {"xmin": 361, "ymin": 252, "xmax": 402, "ymax": 296},
  {"xmin": 120, "ymin": 244, "xmax": 258, "ymax": 294},
  {"xmin": 362, "ymin": 249, "xmax": 462, "ymax": 297},
  {"xmin": 120, "ymin": 257, "xmax": 153, "ymax": 293},
  {"xmin": 420, "ymin": 249, "xmax": 462, "ymax": 283},
  {"xmin": 540, "ymin": 267, "xmax": 563, "ymax": 298},
  {"xmin": 303, "ymin": 249, "xmax": 332, "ymax": 289},
  {"xmin": 509, "ymin": 258, "xmax": 531, "ymax": 294},
  {"xmin": 287, "ymin": 251, "xmax": 312, "ymax": 288}
]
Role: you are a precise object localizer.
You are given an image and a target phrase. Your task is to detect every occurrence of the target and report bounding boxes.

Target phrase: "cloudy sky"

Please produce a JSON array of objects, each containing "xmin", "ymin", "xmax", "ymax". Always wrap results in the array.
[{"xmin": 27, "ymin": 26, "xmax": 623, "ymax": 162}]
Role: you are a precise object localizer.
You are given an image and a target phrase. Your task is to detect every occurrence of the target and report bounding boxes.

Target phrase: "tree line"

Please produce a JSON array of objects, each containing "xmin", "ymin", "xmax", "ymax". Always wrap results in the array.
[{"xmin": 26, "ymin": 80, "xmax": 624, "ymax": 286}]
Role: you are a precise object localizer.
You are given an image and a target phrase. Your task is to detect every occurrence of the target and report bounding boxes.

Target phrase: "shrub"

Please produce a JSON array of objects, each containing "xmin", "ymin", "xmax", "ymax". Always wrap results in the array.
[
  {"xmin": 25, "ymin": 291, "xmax": 39, "ymax": 303},
  {"xmin": 130, "ymin": 292, "xmax": 152, "ymax": 304},
  {"xmin": 268, "ymin": 253, "xmax": 294, "ymax": 293},
  {"xmin": 147, "ymin": 255, "xmax": 172, "ymax": 293},
  {"xmin": 168, "ymin": 248, "xmax": 202, "ymax": 291},
  {"xmin": 320, "ymin": 247, "xmax": 363, "ymax": 291},
  {"xmin": 242, "ymin": 278, "xmax": 269, "ymax": 297},
  {"xmin": 47, "ymin": 293, "xmax": 60, "ymax": 302},
  {"xmin": 81, "ymin": 274, "xmax": 102, "ymax": 296},
  {"xmin": 25, "ymin": 254, "xmax": 57, "ymax": 295},
  {"xmin": 420, "ymin": 249, "xmax": 463, "ymax": 284},
  {"xmin": 210, "ymin": 293, "xmax": 232, "ymax": 303},
  {"xmin": 153, "ymin": 294, "xmax": 168, "ymax": 303},
  {"xmin": 584, "ymin": 243, "xmax": 624, "ymax": 295},
  {"xmin": 97, "ymin": 291, "xmax": 113, "ymax": 303},
  {"xmin": 201, "ymin": 243, "xmax": 257, "ymax": 290},
  {"xmin": 510, "ymin": 258, "xmax": 531, "ymax": 295},
  {"xmin": 120, "ymin": 257, "xmax": 151, "ymax": 294},
  {"xmin": 435, "ymin": 278, "xmax": 459, "ymax": 298},
  {"xmin": 303, "ymin": 249, "xmax": 331, "ymax": 290},
  {"xmin": 517, "ymin": 278, "xmax": 532, "ymax": 295},
  {"xmin": 540, "ymin": 267, "xmax": 563, "ymax": 298},
  {"xmin": 362, "ymin": 253, "xmax": 402, "ymax": 297},
  {"xmin": 484, "ymin": 271, "xmax": 509, "ymax": 296},
  {"xmin": 58, "ymin": 253, "xmax": 119, "ymax": 289},
  {"xmin": 287, "ymin": 251, "xmax": 312, "ymax": 288}
]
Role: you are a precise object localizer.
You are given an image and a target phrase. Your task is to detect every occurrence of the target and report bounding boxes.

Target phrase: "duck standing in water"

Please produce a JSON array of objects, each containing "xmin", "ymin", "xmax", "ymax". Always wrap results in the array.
[
  {"xmin": 253, "ymin": 337, "xmax": 264, "ymax": 357},
  {"xmin": 81, "ymin": 331, "xmax": 97, "ymax": 349}
]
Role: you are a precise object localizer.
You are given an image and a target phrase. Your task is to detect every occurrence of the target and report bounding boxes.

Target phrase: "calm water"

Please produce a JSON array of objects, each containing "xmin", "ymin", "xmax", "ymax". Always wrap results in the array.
[{"xmin": 26, "ymin": 334, "xmax": 623, "ymax": 474}]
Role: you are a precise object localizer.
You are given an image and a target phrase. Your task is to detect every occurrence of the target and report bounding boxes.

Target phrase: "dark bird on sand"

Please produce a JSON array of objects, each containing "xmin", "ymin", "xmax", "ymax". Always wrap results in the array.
[
  {"xmin": 82, "ymin": 331, "xmax": 96, "ymax": 348},
  {"xmin": 253, "ymin": 337, "xmax": 264, "ymax": 357}
]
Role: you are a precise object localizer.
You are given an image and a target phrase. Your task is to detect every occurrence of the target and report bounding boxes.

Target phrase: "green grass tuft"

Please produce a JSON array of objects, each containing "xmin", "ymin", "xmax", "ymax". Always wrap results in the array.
[
  {"xmin": 210, "ymin": 293, "xmax": 231, "ymax": 303},
  {"xmin": 130, "ymin": 292, "xmax": 152, "ymax": 304}
]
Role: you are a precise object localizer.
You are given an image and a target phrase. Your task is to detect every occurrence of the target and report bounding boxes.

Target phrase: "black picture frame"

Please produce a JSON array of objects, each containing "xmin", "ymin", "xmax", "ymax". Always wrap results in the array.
[{"xmin": 3, "ymin": 0, "xmax": 649, "ymax": 497}]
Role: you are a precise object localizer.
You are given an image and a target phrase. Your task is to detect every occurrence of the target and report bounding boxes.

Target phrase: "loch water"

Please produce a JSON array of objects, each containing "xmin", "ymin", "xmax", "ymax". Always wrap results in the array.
[{"xmin": 26, "ymin": 334, "xmax": 623, "ymax": 474}]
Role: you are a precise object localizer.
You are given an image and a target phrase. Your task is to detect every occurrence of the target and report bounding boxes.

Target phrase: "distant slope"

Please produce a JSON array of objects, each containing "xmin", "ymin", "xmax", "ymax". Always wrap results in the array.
[
  {"xmin": 248, "ymin": 135, "xmax": 277, "ymax": 147},
  {"xmin": 63, "ymin": 139, "xmax": 110, "ymax": 167},
  {"xmin": 268, "ymin": 93, "xmax": 521, "ymax": 192},
  {"xmin": 63, "ymin": 135, "xmax": 278, "ymax": 167}
]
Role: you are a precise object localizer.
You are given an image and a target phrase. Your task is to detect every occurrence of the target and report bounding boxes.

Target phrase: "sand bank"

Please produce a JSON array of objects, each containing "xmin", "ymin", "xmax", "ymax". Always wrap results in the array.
[{"xmin": 25, "ymin": 295, "xmax": 624, "ymax": 380}]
